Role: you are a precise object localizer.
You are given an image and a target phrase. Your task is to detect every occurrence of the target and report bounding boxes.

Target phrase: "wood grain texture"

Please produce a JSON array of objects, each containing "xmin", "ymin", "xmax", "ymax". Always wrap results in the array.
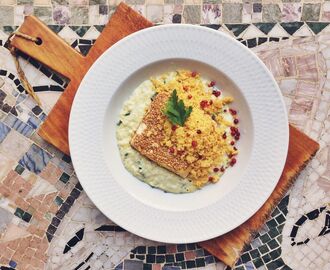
[
  {"xmin": 10, "ymin": 4, "xmax": 320, "ymax": 267},
  {"xmin": 11, "ymin": 3, "xmax": 152, "ymax": 155},
  {"xmin": 199, "ymin": 125, "xmax": 319, "ymax": 266}
]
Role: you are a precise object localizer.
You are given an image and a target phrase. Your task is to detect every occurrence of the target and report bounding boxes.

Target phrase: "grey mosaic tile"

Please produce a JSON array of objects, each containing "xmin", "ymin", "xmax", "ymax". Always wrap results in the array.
[
  {"xmin": 302, "ymin": 3, "xmax": 321, "ymax": 21},
  {"xmin": 70, "ymin": 6, "xmax": 89, "ymax": 24},
  {"xmin": 34, "ymin": 6, "xmax": 53, "ymax": 24},
  {"xmin": 0, "ymin": 6, "xmax": 14, "ymax": 25},
  {"xmin": 183, "ymin": 5, "xmax": 200, "ymax": 24},
  {"xmin": 222, "ymin": 3, "xmax": 242, "ymax": 23},
  {"xmin": 262, "ymin": 4, "xmax": 281, "ymax": 22}
]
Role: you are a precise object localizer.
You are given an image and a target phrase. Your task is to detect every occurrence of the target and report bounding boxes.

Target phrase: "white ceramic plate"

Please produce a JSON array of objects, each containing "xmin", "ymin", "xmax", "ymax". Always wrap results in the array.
[{"xmin": 69, "ymin": 25, "xmax": 289, "ymax": 243}]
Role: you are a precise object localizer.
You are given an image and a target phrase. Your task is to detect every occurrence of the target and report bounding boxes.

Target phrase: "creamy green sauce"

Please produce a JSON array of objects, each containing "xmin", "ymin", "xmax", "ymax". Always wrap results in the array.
[{"xmin": 116, "ymin": 80, "xmax": 198, "ymax": 193}]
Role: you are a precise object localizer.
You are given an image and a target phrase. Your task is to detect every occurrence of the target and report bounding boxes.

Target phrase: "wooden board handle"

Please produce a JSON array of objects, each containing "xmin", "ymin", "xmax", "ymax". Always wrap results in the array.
[{"xmin": 10, "ymin": 16, "xmax": 86, "ymax": 81}]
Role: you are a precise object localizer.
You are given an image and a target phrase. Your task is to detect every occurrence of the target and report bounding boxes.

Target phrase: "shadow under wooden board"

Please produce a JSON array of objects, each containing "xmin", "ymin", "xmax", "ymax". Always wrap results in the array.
[{"xmin": 10, "ymin": 3, "xmax": 319, "ymax": 267}]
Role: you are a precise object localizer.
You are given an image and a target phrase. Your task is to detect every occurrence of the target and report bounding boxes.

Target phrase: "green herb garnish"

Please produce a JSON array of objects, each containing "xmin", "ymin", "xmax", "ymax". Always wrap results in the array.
[{"xmin": 163, "ymin": 90, "xmax": 192, "ymax": 126}]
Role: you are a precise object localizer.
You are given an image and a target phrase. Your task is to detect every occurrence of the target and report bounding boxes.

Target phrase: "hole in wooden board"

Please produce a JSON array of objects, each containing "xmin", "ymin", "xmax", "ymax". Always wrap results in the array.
[{"xmin": 35, "ymin": 37, "xmax": 43, "ymax": 45}]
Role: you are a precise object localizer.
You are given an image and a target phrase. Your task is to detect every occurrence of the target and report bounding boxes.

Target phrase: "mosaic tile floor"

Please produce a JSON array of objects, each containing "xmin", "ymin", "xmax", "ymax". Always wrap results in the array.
[{"xmin": 0, "ymin": 3, "xmax": 330, "ymax": 270}]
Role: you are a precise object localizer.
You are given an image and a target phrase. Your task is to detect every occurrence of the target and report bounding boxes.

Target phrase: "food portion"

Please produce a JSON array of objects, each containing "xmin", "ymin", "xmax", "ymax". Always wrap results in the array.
[{"xmin": 116, "ymin": 70, "xmax": 240, "ymax": 193}]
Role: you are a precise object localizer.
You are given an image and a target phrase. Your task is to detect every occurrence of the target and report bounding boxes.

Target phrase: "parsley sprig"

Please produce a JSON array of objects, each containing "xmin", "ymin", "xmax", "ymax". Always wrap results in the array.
[{"xmin": 163, "ymin": 90, "xmax": 193, "ymax": 126}]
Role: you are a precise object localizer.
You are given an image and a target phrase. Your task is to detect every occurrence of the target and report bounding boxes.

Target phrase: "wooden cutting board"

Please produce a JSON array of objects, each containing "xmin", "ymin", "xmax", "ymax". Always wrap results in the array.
[{"xmin": 10, "ymin": 3, "xmax": 319, "ymax": 267}]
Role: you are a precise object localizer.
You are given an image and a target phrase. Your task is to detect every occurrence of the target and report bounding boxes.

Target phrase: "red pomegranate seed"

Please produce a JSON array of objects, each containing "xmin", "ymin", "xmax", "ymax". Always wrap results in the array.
[
  {"xmin": 208, "ymin": 81, "xmax": 216, "ymax": 87},
  {"xmin": 212, "ymin": 90, "xmax": 221, "ymax": 97},
  {"xmin": 192, "ymin": 140, "xmax": 197, "ymax": 148},
  {"xmin": 213, "ymin": 167, "xmax": 219, "ymax": 172},
  {"xmin": 234, "ymin": 118, "xmax": 239, "ymax": 124},
  {"xmin": 230, "ymin": 141, "xmax": 235, "ymax": 145},
  {"xmin": 188, "ymin": 94, "xmax": 192, "ymax": 99},
  {"xmin": 183, "ymin": 86, "xmax": 188, "ymax": 91},
  {"xmin": 231, "ymin": 131, "xmax": 236, "ymax": 136},
  {"xmin": 235, "ymin": 135, "xmax": 240, "ymax": 141},
  {"xmin": 191, "ymin": 71, "xmax": 197, "ymax": 77},
  {"xmin": 196, "ymin": 129, "xmax": 202, "ymax": 134},
  {"xmin": 208, "ymin": 176, "xmax": 214, "ymax": 181},
  {"xmin": 222, "ymin": 133, "xmax": 227, "ymax": 139},
  {"xmin": 230, "ymin": 158, "xmax": 237, "ymax": 166},
  {"xmin": 169, "ymin": 147, "xmax": 175, "ymax": 154},
  {"xmin": 220, "ymin": 167, "xmax": 225, "ymax": 172},
  {"xmin": 172, "ymin": 125, "xmax": 177, "ymax": 131},
  {"xmin": 200, "ymin": 100, "xmax": 208, "ymax": 109},
  {"xmin": 229, "ymin": 109, "xmax": 237, "ymax": 115},
  {"xmin": 228, "ymin": 153, "xmax": 233, "ymax": 158}
]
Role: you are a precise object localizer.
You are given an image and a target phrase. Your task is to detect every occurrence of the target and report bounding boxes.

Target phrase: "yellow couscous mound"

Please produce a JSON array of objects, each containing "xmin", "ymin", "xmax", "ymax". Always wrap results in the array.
[{"xmin": 151, "ymin": 70, "xmax": 238, "ymax": 187}]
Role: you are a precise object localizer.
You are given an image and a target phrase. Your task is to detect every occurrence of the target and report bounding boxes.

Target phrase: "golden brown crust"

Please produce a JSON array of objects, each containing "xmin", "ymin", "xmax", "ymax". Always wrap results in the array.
[{"xmin": 130, "ymin": 92, "xmax": 191, "ymax": 178}]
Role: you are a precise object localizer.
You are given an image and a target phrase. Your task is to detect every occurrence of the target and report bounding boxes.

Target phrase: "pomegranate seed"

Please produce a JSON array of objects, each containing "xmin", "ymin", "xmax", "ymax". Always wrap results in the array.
[
  {"xmin": 196, "ymin": 129, "xmax": 202, "ymax": 134},
  {"xmin": 213, "ymin": 167, "xmax": 219, "ymax": 172},
  {"xmin": 228, "ymin": 153, "xmax": 233, "ymax": 158},
  {"xmin": 235, "ymin": 135, "xmax": 240, "ymax": 141},
  {"xmin": 191, "ymin": 71, "xmax": 197, "ymax": 77},
  {"xmin": 183, "ymin": 86, "xmax": 188, "ymax": 91},
  {"xmin": 200, "ymin": 100, "xmax": 208, "ymax": 109},
  {"xmin": 208, "ymin": 176, "xmax": 214, "ymax": 181},
  {"xmin": 234, "ymin": 119, "xmax": 239, "ymax": 124},
  {"xmin": 172, "ymin": 125, "xmax": 177, "ymax": 131},
  {"xmin": 212, "ymin": 90, "xmax": 221, "ymax": 97},
  {"xmin": 230, "ymin": 158, "xmax": 237, "ymax": 166},
  {"xmin": 188, "ymin": 94, "xmax": 192, "ymax": 99},
  {"xmin": 222, "ymin": 133, "xmax": 227, "ymax": 139},
  {"xmin": 231, "ymin": 131, "xmax": 236, "ymax": 136},
  {"xmin": 236, "ymin": 131, "xmax": 240, "ymax": 136},
  {"xmin": 230, "ymin": 141, "xmax": 235, "ymax": 145},
  {"xmin": 220, "ymin": 167, "xmax": 225, "ymax": 172},
  {"xmin": 169, "ymin": 147, "xmax": 175, "ymax": 154},
  {"xmin": 230, "ymin": 126, "xmax": 237, "ymax": 132},
  {"xmin": 192, "ymin": 140, "xmax": 197, "ymax": 148},
  {"xmin": 229, "ymin": 109, "xmax": 237, "ymax": 115},
  {"xmin": 208, "ymin": 81, "xmax": 216, "ymax": 87}
]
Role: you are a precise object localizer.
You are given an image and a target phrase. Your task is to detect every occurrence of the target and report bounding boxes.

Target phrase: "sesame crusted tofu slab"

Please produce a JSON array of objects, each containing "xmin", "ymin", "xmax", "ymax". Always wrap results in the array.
[{"xmin": 130, "ymin": 92, "xmax": 191, "ymax": 178}]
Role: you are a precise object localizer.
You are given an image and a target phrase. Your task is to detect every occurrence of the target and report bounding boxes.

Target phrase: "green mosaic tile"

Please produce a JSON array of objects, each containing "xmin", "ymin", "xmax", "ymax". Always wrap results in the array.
[
  {"xmin": 259, "ymin": 244, "xmax": 269, "ymax": 254},
  {"xmin": 280, "ymin": 22, "xmax": 304, "ymax": 35},
  {"xmin": 253, "ymin": 258, "xmax": 263, "ymax": 268},
  {"xmin": 48, "ymin": 25, "xmax": 65, "ymax": 34},
  {"xmin": 307, "ymin": 22, "xmax": 329, "ymax": 34},
  {"xmin": 14, "ymin": 208, "xmax": 24, "ymax": 219},
  {"xmin": 94, "ymin": 25, "xmax": 105, "ymax": 33},
  {"xmin": 15, "ymin": 164, "xmax": 25, "ymax": 175},
  {"xmin": 226, "ymin": 24, "xmax": 249, "ymax": 37},
  {"xmin": 22, "ymin": 211, "xmax": 32, "ymax": 222},
  {"xmin": 69, "ymin": 26, "xmax": 91, "ymax": 37},
  {"xmin": 59, "ymin": 172, "xmax": 70, "ymax": 183},
  {"xmin": 89, "ymin": 0, "xmax": 107, "ymax": 4},
  {"xmin": 267, "ymin": 239, "xmax": 279, "ymax": 249},
  {"xmin": 302, "ymin": 3, "xmax": 321, "ymax": 21},
  {"xmin": 54, "ymin": 196, "xmax": 64, "ymax": 206},
  {"xmin": 254, "ymin": 22, "xmax": 275, "ymax": 35}
]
